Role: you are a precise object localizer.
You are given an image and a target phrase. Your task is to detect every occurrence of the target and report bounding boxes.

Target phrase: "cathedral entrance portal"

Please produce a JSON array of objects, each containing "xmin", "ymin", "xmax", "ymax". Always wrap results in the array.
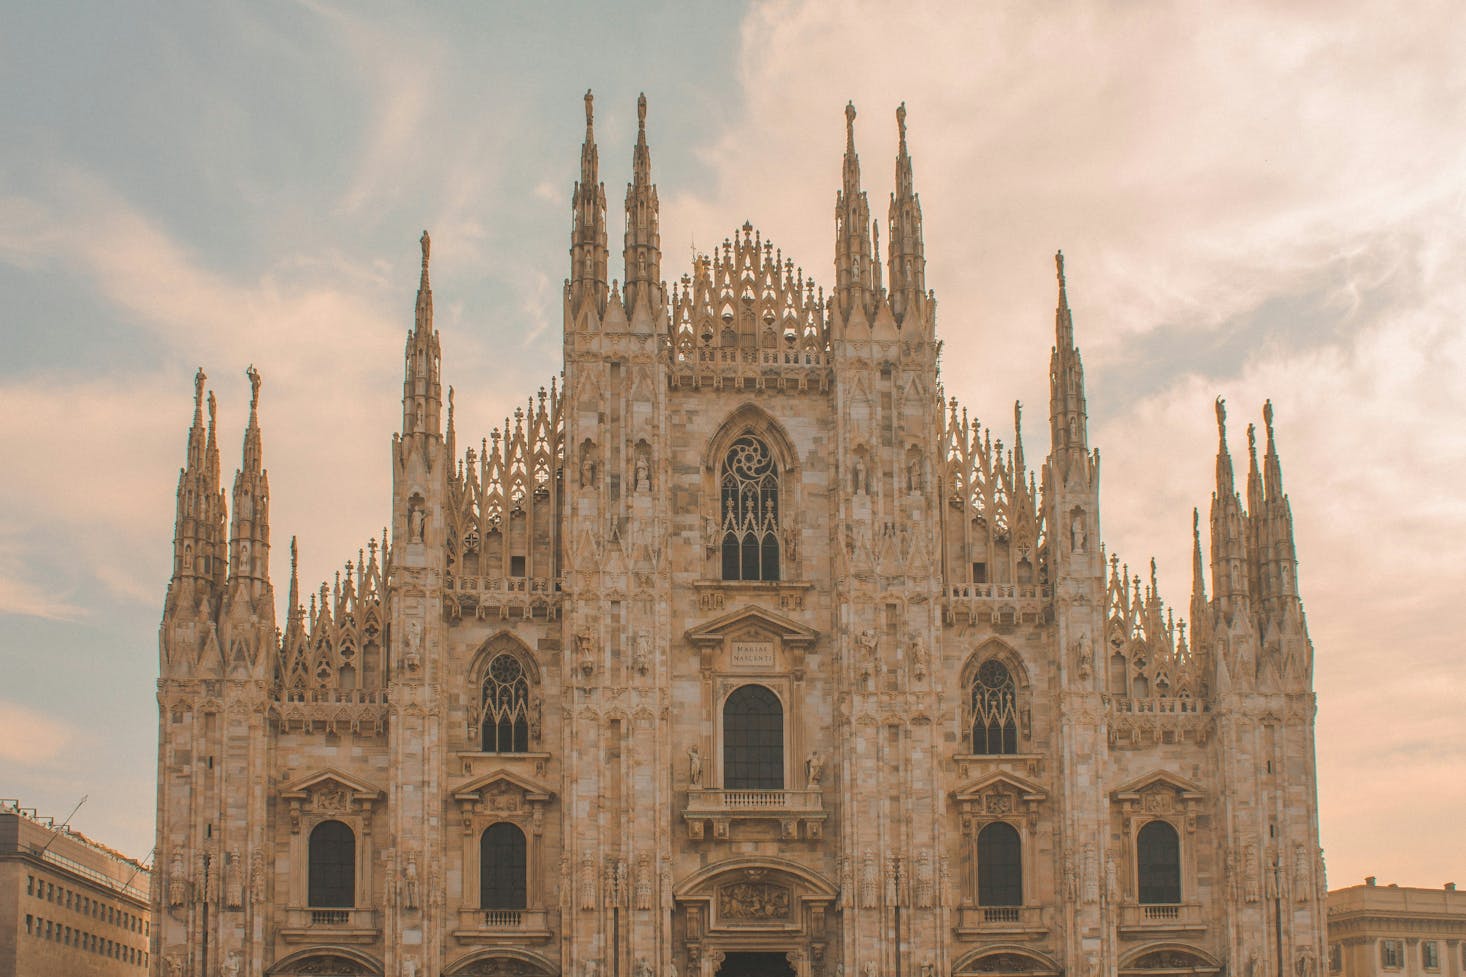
[{"xmin": 716, "ymin": 952, "xmax": 795, "ymax": 977}]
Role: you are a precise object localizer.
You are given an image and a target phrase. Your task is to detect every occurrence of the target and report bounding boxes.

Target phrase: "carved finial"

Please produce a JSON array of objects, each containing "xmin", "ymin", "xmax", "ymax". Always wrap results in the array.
[
  {"xmin": 420, "ymin": 229, "xmax": 430, "ymax": 269},
  {"xmin": 896, "ymin": 102, "xmax": 907, "ymax": 148},
  {"xmin": 1056, "ymin": 250, "xmax": 1066, "ymax": 289},
  {"xmin": 1263, "ymin": 398, "xmax": 1275, "ymax": 434},
  {"xmin": 246, "ymin": 364, "xmax": 261, "ymax": 411},
  {"xmin": 845, "ymin": 101, "xmax": 857, "ymax": 148},
  {"xmin": 193, "ymin": 368, "xmax": 206, "ymax": 412},
  {"xmin": 1215, "ymin": 396, "xmax": 1227, "ymax": 440},
  {"xmin": 637, "ymin": 91, "xmax": 646, "ymax": 130},
  {"xmin": 207, "ymin": 390, "xmax": 217, "ymax": 430},
  {"xmin": 585, "ymin": 89, "xmax": 594, "ymax": 129}
]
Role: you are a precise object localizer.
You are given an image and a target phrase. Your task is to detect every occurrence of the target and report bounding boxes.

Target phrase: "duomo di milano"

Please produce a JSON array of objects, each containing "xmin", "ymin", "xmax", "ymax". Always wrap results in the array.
[{"xmin": 154, "ymin": 94, "xmax": 1327, "ymax": 977}]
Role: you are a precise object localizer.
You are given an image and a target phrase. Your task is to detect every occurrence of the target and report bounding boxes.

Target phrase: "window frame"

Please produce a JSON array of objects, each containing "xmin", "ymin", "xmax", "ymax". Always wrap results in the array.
[
  {"xmin": 975, "ymin": 820, "xmax": 1024, "ymax": 907},
  {"xmin": 721, "ymin": 683, "xmax": 786, "ymax": 790},
  {"xmin": 307, "ymin": 819, "xmax": 357, "ymax": 908},
  {"xmin": 1135, "ymin": 818, "xmax": 1182, "ymax": 905},
  {"xmin": 479, "ymin": 821, "xmax": 529, "ymax": 910}
]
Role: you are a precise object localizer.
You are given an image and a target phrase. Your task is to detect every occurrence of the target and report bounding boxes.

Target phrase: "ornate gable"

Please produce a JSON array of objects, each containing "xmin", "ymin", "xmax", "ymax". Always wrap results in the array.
[
  {"xmin": 1110, "ymin": 769, "xmax": 1204, "ymax": 830},
  {"xmin": 451, "ymin": 768, "xmax": 555, "ymax": 832},
  {"xmin": 279, "ymin": 768, "xmax": 384, "ymax": 834},
  {"xmin": 951, "ymin": 770, "xmax": 1048, "ymax": 823},
  {"xmin": 685, "ymin": 604, "xmax": 818, "ymax": 649}
]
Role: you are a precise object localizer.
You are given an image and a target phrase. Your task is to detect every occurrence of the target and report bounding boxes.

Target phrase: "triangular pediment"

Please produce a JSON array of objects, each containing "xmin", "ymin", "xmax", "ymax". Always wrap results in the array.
[
  {"xmin": 951, "ymin": 770, "xmax": 1048, "ymax": 803},
  {"xmin": 453, "ymin": 768, "xmax": 554, "ymax": 803},
  {"xmin": 1110, "ymin": 768, "xmax": 1204, "ymax": 802},
  {"xmin": 280, "ymin": 767, "xmax": 384, "ymax": 802},
  {"xmin": 685, "ymin": 604, "xmax": 818, "ymax": 648}
]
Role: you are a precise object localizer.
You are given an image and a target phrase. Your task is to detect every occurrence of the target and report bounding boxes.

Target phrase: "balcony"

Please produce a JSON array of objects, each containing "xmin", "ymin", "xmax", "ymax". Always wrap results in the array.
[
  {"xmin": 954, "ymin": 905, "xmax": 1047, "ymax": 939},
  {"xmin": 452, "ymin": 907, "xmax": 553, "ymax": 944},
  {"xmin": 280, "ymin": 907, "xmax": 380, "ymax": 944},
  {"xmin": 683, "ymin": 787, "xmax": 826, "ymax": 840},
  {"xmin": 1117, "ymin": 902, "xmax": 1206, "ymax": 938}
]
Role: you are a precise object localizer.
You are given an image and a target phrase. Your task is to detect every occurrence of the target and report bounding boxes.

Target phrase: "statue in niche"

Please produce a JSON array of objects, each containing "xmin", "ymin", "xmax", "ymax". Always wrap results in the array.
[
  {"xmin": 1074, "ymin": 632, "xmax": 1092, "ymax": 679},
  {"xmin": 403, "ymin": 619, "xmax": 423, "ymax": 673},
  {"xmin": 632, "ymin": 632, "xmax": 651, "ymax": 676},
  {"xmin": 910, "ymin": 639, "xmax": 929, "ymax": 682},
  {"xmin": 1070, "ymin": 510, "xmax": 1087, "ymax": 554},
  {"xmin": 635, "ymin": 960, "xmax": 653, "ymax": 977},
  {"xmin": 222, "ymin": 951, "xmax": 241, "ymax": 977},
  {"xmin": 633, "ymin": 453, "xmax": 650, "ymax": 493},
  {"xmin": 167, "ymin": 848, "xmax": 188, "ymax": 909},
  {"xmin": 224, "ymin": 849, "xmax": 243, "ymax": 908},
  {"xmin": 249, "ymin": 850, "xmax": 265, "ymax": 904},
  {"xmin": 401, "ymin": 855, "xmax": 420, "ymax": 911},
  {"xmin": 409, "ymin": 498, "xmax": 427, "ymax": 542},
  {"xmin": 805, "ymin": 749, "xmax": 826, "ymax": 786},
  {"xmin": 575, "ymin": 627, "xmax": 595, "ymax": 679},
  {"xmin": 688, "ymin": 745, "xmax": 703, "ymax": 787},
  {"xmin": 579, "ymin": 446, "xmax": 598, "ymax": 488}
]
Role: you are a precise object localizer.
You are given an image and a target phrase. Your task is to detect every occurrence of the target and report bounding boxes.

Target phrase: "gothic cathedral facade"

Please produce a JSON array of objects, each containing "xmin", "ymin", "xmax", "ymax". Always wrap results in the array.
[{"xmin": 153, "ymin": 95, "xmax": 1327, "ymax": 977}]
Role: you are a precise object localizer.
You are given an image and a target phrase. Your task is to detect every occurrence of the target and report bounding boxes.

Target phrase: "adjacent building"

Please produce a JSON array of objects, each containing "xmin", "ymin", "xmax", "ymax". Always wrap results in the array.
[
  {"xmin": 1, "ymin": 798, "xmax": 152, "ymax": 977},
  {"xmin": 153, "ymin": 94, "xmax": 1328, "ymax": 977},
  {"xmin": 1328, "ymin": 880, "xmax": 1466, "ymax": 977}
]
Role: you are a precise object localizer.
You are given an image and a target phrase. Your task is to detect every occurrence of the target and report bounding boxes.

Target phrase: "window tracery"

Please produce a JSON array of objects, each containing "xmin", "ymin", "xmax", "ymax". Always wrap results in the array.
[
  {"xmin": 720, "ymin": 435, "xmax": 781, "ymax": 581},
  {"xmin": 479, "ymin": 653, "xmax": 531, "ymax": 753},
  {"xmin": 970, "ymin": 659, "xmax": 1018, "ymax": 754}
]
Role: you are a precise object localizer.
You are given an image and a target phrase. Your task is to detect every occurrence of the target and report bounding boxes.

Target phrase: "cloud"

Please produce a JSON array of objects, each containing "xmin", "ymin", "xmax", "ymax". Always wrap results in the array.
[{"xmin": 0, "ymin": 702, "xmax": 78, "ymax": 765}]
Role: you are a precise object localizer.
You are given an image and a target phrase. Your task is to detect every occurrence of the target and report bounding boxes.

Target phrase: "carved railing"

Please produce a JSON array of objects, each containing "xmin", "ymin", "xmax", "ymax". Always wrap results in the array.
[
  {"xmin": 668, "ymin": 347, "xmax": 833, "ymax": 394},
  {"xmin": 453, "ymin": 908, "xmax": 552, "ymax": 943},
  {"xmin": 943, "ymin": 584, "xmax": 1050, "ymax": 627},
  {"xmin": 954, "ymin": 905, "xmax": 1046, "ymax": 936},
  {"xmin": 281, "ymin": 907, "xmax": 380, "ymax": 942},
  {"xmin": 272, "ymin": 691, "xmax": 390, "ymax": 736},
  {"xmin": 444, "ymin": 574, "xmax": 562, "ymax": 621},
  {"xmin": 1108, "ymin": 696, "xmax": 1207, "ymax": 715},
  {"xmin": 1116, "ymin": 902, "xmax": 1204, "ymax": 935},
  {"xmin": 683, "ymin": 787, "xmax": 826, "ymax": 841}
]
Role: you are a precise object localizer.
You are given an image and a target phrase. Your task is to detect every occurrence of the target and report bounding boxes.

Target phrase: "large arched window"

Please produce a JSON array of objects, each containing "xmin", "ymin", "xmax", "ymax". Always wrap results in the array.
[
  {"xmin": 977, "ymin": 822, "xmax": 1023, "ymax": 906},
  {"xmin": 307, "ymin": 820, "xmax": 355, "ymax": 908},
  {"xmin": 723, "ymin": 684, "xmax": 784, "ymax": 789},
  {"xmin": 720, "ymin": 435, "xmax": 781, "ymax": 582},
  {"xmin": 479, "ymin": 823, "xmax": 527, "ymax": 910},
  {"xmin": 1136, "ymin": 820, "xmax": 1182, "ymax": 904},
  {"xmin": 970, "ymin": 659, "xmax": 1018, "ymax": 754},
  {"xmin": 481, "ymin": 653, "xmax": 530, "ymax": 753}
]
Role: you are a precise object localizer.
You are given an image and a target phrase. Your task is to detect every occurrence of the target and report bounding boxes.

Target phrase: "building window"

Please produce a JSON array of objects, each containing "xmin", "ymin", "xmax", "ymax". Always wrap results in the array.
[
  {"xmin": 1423, "ymin": 941, "xmax": 1440, "ymax": 970},
  {"xmin": 976, "ymin": 822, "xmax": 1023, "ymax": 906},
  {"xmin": 970, "ymin": 659, "xmax": 1018, "ymax": 754},
  {"xmin": 307, "ymin": 819, "xmax": 356, "ymax": 908},
  {"xmin": 723, "ymin": 684, "xmax": 784, "ymax": 789},
  {"xmin": 481, "ymin": 653, "xmax": 531, "ymax": 753},
  {"xmin": 480, "ymin": 822, "xmax": 528, "ymax": 910},
  {"xmin": 1381, "ymin": 940, "xmax": 1403, "ymax": 969},
  {"xmin": 720, "ymin": 435, "xmax": 780, "ymax": 582},
  {"xmin": 1136, "ymin": 820, "xmax": 1181, "ymax": 904},
  {"xmin": 1328, "ymin": 943, "xmax": 1341, "ymax": 973}
]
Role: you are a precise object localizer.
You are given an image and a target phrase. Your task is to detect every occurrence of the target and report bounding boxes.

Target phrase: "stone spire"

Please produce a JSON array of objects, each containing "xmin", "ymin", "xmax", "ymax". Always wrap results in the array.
[
  {"xmin": 1189, "ymin": 507, "xmax": 1209, "ymax": 645},
  {"xmin": 623, "ymin": 92, "xmax": 661, "ymax": 319},
  {"xmin": 1208, "ymin": 398, "xmax": 1250, "ymax": 610},
  {"xmin": 886, "ymin": 102, "xmax": 928, "ymax": 329},
  {"xmin": 227, "ymin": 365, "xmax": 271, "ymax": 585},
  {"xmin": 1048, "ymin": 251, "xmax": 1090, "ymax": 469},
  {"xmin": 402, "ymin": 230, "xmax": 442, "ymax": 438},
  {"xmin": 833, "ymin": 101, "xmax": 874, "ymax": 327},
  {"xmin": 569, "ymin": 89, "xmax": 608, "ymax": 322},
  {"xmin": 169, "ymin": 368, "xmax": 227, "ymax": 593},
  {"xmin": 1258, "ymin": 400, "xmax": 1300, "ymax": 606}
]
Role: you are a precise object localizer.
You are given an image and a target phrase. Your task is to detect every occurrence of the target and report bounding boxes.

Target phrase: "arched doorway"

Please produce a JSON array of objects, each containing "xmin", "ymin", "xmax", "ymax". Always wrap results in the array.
[{"xmin": 716, "ymin": 952, "xmax": 795, "ymax": 977}]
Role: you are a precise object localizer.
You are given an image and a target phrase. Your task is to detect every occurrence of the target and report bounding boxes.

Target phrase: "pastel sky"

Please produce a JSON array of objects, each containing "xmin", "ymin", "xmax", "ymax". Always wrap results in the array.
[{"xmin": 2, "ymin": 2, "xmax": 1463, "ymax": 889}]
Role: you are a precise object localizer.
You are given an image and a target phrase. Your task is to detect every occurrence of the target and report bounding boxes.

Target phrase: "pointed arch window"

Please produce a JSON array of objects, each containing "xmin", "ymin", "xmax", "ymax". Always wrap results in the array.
[
  {"xmin": 723, "ymin": 684, "xmax": 784, "ymax": 789},
  {"xmin": 977, "ymin": 822, "xmax": 1023, "ymax": 906},
  {"xmin": 720, "ymin": 435, "xmax": 781, "ymax": 582},
  {"xmin": 481, "ymin": 654, "xmax": 530, "ymax": 753},
  {"xmin": 307, "ymin": 820, "xmax": 355, "ymax": 908},
  {"xmin": 1136, "ymin": 820, "xmax": 1181, "ymax": 904},
  {"xmin": 970, "ymin": 659, "xmax": 1018, "ymax": 754},
  {"xmin": 479, "ymin": 823, "xmax": 527, "ymax": 910}
]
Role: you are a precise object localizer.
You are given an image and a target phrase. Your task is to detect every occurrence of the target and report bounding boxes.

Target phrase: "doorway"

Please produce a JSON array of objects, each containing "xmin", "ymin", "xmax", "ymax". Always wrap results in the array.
[{"xmin": 716, "ymin": 952, "xmax": 795, "ymax": 977}]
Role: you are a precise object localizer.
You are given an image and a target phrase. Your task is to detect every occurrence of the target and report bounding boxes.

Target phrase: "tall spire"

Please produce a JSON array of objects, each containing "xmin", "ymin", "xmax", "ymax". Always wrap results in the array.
[
  {"xmin": 623, "ymin": 92, "xmax": 662, "ymax": 318},
  {"xmin": 228, "ymin": 365, "xmax": 271, "ymax": 585},
  {"xmin": 569, "ymin": 89, "xmax": 609, "ymax": 321},
  {"xmin": 1048, "ymin": 251, "xmax": 1090, "ymax": 465},
  {"xmin": 1259, "ymin": 400, "xmax": 1300, "ymax": 604},
  {"xmin": 1189, "ymin": 507, "xmax": 1209, "ymax": 642},
  {"xmin": 402, "ymin": 230, "xmax": 443, "ymax": 438},
  {"xmin": 168, "ymin": 368, "xmax": 227, "ymax": 594},
  {"xmin": 833, "ymin": 101, "xmax": 873, "ymax": 326},
  {"xmin": 1209, "ymin": 398, "xmax": 1250, "ymax": 609},
  {"xmin": 887, "ymin": 102, "xmax": 928, "ymax": 328}
]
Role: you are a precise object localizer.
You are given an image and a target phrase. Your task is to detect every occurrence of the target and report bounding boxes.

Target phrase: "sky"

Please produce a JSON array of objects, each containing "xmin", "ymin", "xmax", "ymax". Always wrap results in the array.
[{"xmin": 2, "ymin": 1, "xmax": 1464, "ymax": 890}]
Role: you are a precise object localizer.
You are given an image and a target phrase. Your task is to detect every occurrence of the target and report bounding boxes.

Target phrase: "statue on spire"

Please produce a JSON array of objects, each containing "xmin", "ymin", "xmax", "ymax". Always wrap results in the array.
[
  {"xmin": 420, "ymin": 229, "xmax": 431, "ymax": 269},
  {"xmin": 246, "ymin": 364, "xmax": 261, "ymax": 411}
]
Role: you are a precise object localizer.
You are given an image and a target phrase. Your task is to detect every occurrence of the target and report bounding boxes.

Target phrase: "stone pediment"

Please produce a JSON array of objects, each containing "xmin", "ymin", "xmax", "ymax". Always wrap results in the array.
[
  {"xmin": 452, "ymin": 768, "xmax": 554, "ymax": 804},
  {"xmin": 685, "ymin": 604, "xmax": 818, "ymax": 649},
  {"xmin": 1109, "ymin": 769, "xmax": 1203, "ymax": 803},
  {"xmin": 279, "ymin": 767, "xmax": 384, "ymax": 803},
  {"xmin": 952, "ymin": 771, "xmax": 1048, "ymax": 822}
]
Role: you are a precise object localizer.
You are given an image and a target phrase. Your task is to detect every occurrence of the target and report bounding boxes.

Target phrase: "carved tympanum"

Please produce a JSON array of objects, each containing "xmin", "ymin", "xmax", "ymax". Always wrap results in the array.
[{"xmin": 718, "ymin": 881, "xmax": 791, "ymax": 920}]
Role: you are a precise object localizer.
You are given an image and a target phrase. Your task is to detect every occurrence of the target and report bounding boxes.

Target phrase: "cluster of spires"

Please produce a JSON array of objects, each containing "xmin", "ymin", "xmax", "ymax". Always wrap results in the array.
[
  {"xmin": 165, "ymin": 92, "xmax": 1305, "ymax": 695},
  {"xmin": 568, "ymin": 91, "xmax": 932, "ymax": 339}
]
